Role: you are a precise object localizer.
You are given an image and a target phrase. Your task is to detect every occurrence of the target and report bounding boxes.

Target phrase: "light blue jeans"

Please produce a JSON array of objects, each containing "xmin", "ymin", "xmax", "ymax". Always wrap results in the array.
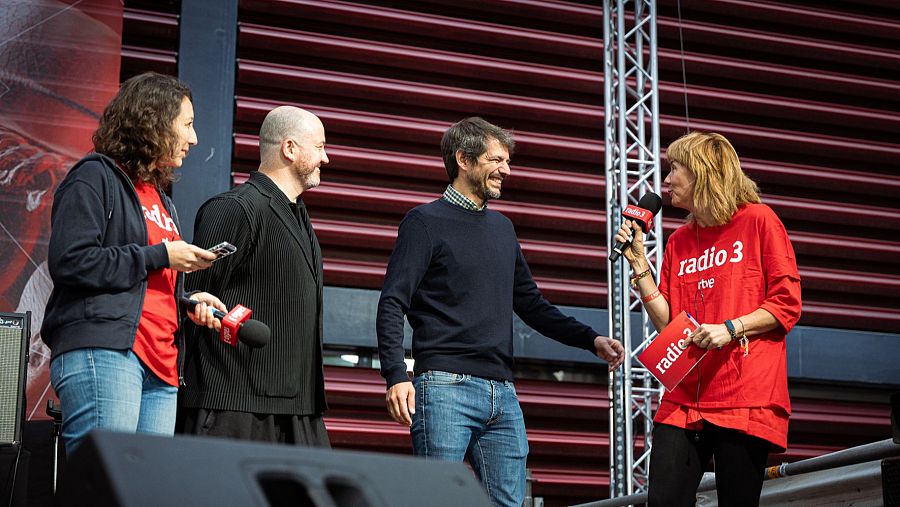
[
  {"xmin": 50, "ymin": 348, "xmax": 177, "ymax": 457},
  {"xmin": 411, "ymin": 370, "xmax": 529, "ymax": 507}
]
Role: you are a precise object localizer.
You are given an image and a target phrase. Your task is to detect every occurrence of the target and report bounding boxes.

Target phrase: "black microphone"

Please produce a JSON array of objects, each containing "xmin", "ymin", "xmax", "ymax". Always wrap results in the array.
[
  {"xmin": 609, "ymin": 192, "xmax": 663, "ymax": 262},
  {"xmin": 181, "ymin": 297, "xmax": 270, "ymax": 348}
]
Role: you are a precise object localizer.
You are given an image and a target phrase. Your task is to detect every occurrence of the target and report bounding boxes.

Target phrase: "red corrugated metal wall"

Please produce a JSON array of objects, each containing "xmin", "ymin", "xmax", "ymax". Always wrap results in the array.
[
  {"xmin": 233, "ymin": 0, "xmax": 614, "ymax": 312},
  {"xmin": 121, "ymin": 1, "xmax": 179, "ymax": 77},
  {"xmin": 231, "ymin": 0, "xmax": 900, "ymax": 333},
  {"xmin": 121, "ymin": 0, "xmax": 900, "ymax": 333},
  {"xmin": 119, "ymin": 1, "xmax": 898, "ymax": 504}
]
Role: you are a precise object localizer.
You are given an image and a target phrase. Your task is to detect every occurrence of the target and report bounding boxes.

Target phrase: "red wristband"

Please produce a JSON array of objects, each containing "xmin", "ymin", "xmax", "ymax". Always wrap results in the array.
[{"xmin": 641, "ymin": 290, "xmax": 661, "ymax": 303}]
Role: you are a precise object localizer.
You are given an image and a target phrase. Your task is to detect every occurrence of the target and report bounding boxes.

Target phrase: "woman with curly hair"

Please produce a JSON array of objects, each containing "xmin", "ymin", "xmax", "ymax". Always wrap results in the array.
[
  {"xmin": 614, "ymin": 132, "xmax": 802, "ymax": 506},
  {"xmin": 41, "ymin": 72, "xmax": 227, "ymax": 455}
]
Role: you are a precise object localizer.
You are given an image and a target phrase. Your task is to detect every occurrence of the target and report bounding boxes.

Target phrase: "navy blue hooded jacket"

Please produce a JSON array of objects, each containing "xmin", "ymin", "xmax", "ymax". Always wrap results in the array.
[{"xmin": 41, "ymin": 154, "xmax": 187, "ymax": 376}]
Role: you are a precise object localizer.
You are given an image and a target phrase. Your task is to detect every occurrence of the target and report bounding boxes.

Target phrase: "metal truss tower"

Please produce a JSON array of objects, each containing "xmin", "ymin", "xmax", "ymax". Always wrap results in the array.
[{"xmin": 603, "ymin": 0, "xmax": 663, "ymax": 498}]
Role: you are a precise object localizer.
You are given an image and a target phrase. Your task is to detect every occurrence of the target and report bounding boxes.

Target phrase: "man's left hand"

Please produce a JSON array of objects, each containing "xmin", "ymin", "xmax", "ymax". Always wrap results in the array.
[{"xmin": 594, "ymin": 336, "xmax": 625, "ymax": 372}]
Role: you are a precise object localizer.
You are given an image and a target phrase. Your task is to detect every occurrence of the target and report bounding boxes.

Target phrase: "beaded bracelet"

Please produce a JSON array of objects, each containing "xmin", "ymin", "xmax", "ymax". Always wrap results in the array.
[{"xmin": 630, "ymin": 268, "xmax": 651, "ymax": 288}]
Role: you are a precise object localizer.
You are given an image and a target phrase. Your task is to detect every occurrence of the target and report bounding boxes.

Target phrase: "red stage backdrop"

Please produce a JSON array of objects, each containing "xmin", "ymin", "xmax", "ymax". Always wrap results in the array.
[{"xmin": 0, "ymin": 0, "xmax": 122, "ymax": 420}]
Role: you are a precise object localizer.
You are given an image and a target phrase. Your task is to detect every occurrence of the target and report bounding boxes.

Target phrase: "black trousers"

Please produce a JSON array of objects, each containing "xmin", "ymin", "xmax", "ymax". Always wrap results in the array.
[
  {"xmin": 178, "ymin": 407, "xmax": 331, "ymax": 448},
  {"xmin": 648, "ymin": 423, "xmax": 770, "ymax": 507}
]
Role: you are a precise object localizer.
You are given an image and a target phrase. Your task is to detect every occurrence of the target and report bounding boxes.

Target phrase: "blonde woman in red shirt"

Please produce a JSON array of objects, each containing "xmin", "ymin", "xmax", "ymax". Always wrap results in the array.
[{"xmin": 614, "ymin": 132, "xmax": 802, "ymax": 507}]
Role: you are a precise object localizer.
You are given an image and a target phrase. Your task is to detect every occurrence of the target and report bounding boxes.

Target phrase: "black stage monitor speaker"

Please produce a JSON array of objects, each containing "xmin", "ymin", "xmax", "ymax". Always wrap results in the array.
[
  {"xmin": 0, "ymin": 312, "xmax": 29, "ymax": 446},
  {"xmin": 59, "ymin": 431, "xmax": 494, "ymax": 507}
]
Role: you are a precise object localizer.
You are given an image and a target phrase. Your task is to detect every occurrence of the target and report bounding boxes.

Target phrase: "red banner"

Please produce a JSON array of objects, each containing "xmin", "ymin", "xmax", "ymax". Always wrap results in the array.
[{"xmin": 0, "ymin": 0, "xmax": 123, "ymax": 420}]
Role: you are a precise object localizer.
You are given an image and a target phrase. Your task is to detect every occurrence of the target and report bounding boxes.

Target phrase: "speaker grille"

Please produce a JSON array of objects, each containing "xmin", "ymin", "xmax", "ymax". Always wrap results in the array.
[{"xmin": 0, "ymin": 313, "xmax": 28, "ymax": 445}]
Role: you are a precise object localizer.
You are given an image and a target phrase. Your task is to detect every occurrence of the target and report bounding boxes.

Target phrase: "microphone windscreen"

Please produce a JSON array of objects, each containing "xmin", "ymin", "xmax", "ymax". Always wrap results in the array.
[
  {"xmin": 239, "ymin": 319, "xmax": 271, "ymax": 348},
  {"xmin": 638, "ymin": 192, "xmax": 663, "ymax": 215}
]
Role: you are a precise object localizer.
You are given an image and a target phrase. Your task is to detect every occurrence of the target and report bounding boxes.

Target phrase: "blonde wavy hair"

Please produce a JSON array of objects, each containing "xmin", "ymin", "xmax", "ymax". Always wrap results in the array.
[{"xmin": 666, "ymin": 132, "xmax": 760, "ymax": 226}]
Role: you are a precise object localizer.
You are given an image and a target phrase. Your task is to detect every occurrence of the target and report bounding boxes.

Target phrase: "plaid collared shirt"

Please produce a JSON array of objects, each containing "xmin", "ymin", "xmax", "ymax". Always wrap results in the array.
[{"xmin": 442, "ymin": 185, "xmax": 485, "ymax": 211}]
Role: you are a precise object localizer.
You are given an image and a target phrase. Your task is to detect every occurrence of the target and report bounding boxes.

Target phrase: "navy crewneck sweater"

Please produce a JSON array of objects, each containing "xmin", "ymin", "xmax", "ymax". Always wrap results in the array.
[{"xmin": 377, "ymin": 199, "xmax": 599, "ymax": 387}]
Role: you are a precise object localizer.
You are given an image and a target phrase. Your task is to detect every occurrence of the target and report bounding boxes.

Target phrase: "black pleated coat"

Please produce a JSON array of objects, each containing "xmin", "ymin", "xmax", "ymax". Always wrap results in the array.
[{"xmin": 180, "ymin": 171, "xmax": 327, "ymax": 416}]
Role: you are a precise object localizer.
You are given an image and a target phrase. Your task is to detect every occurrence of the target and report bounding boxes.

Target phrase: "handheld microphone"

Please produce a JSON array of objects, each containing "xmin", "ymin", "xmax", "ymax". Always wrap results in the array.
[
  {"xmin": 181, "ymin": 297, "xmax": 270, "ymax": 348},
  {"xmin": 609, "ymin": 192, "xmax": 663, "ymax": 262}
]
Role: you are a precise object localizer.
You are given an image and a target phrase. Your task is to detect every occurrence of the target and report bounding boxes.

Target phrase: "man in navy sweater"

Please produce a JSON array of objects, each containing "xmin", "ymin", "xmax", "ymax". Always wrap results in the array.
[{"xmin": 376, "ymin": 117, "xmax": 625, "ymax": 507}]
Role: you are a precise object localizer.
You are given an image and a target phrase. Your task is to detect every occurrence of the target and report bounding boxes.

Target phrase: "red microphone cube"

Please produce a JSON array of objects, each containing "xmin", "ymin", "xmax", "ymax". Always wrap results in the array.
[{"xmin": 221, "ymin": 304, "xmax": 252, "ymax": 346}]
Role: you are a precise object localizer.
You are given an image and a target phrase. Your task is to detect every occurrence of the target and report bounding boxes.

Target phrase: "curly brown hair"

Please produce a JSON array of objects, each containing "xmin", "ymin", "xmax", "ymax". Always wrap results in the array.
[{"xmin": 92, "ymin": 72, "xmax": 192, "ymax": 185}]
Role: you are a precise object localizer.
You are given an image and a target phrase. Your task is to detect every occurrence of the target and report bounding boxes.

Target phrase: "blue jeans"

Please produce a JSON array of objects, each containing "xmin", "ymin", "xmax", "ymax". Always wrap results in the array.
[
  {"xmin": 411, "ymin": 371, "xmax": 529, "ymax": 507},
  {"xmin": 50, "ymin": 348, "xmax": 178, "ymax": 456}
]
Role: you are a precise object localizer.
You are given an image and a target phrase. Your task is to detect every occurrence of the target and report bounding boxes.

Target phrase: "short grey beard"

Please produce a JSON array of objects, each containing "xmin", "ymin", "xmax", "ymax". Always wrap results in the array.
[
  {"xmin": 471, "ymin": 175, "xmax": 501, "ymax": 202},
  {"xmin": 482, "ymin": 185, "xmax": 501, "ymax": 201},
  {"xmin": 301, "ymin": 171, "xmax": 319, "ymax": 190}
]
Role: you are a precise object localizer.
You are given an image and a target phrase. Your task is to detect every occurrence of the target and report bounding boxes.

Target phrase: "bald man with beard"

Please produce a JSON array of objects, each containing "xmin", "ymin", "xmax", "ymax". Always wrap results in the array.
[{"xmin": 178, "ymin": 106, "xmax": 331, "ymax": 446}]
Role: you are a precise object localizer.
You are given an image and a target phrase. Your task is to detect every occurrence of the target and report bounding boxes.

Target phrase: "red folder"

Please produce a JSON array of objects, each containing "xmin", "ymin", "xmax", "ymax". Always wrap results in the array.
[{"xmin": 637, "ymin": 311, "xmax": 706, "ymax": 391}]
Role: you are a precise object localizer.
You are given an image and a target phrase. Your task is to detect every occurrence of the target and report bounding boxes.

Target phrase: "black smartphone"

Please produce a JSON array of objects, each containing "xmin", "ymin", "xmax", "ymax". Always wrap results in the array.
[{"xmin": 208, "ymin": 241, "xmax": 237, "ymax": 261}]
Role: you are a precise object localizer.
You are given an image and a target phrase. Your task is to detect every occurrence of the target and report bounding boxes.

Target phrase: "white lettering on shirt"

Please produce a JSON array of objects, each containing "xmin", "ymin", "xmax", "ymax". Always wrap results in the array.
[
  {"xmin": 677, "ymin": 241, "xmax": 745, "ymax": 276},
  {"xmin": 143, "ymin": 204, "xmax": 179, "ymax": 234}
]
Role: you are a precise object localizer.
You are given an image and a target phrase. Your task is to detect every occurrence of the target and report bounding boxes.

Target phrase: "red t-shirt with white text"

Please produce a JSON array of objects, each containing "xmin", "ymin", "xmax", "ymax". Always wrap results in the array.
[
  {"xmin": 656, "ymin": 203, "xmax": 802, "ymax": 450},
  {"xmin": 132, "ymin": 181, "xmax": 180, "ymax": 387}
]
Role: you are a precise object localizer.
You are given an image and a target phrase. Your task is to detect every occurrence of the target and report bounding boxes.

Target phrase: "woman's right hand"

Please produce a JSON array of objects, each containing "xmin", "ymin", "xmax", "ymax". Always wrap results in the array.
[
  {"xmin": 165, "ymin": 240, "xmax": 217, "ymax": 273},
  {"xmin": 186, "ymin": 292, "xmax": 227, "ymax": 331},
  {"xmin": 613, "ymin": 220, "xmax": 646, "ymax": 264}
]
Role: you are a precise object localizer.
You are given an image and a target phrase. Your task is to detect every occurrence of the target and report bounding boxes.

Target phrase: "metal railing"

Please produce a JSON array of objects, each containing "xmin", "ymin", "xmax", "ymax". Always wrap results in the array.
[{"xmin": 574, "ymin": 439, "xmax": 900, "ymax": 507}]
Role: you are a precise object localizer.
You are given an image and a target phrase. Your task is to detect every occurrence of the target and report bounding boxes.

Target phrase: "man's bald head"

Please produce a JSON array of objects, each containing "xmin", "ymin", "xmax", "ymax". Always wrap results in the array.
[{"xmin": 258, "ymin": 106, "xmax": 323, "ymax": 165}]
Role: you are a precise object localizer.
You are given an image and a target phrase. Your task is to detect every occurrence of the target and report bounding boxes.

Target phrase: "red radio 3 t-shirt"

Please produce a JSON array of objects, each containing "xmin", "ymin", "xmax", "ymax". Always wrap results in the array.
[
  {"xmin": 655, "ymin": 203, "xmax": 802, "ymax": 451},
  {"xmin": 132, "ymin": 181, "xmax": 180, "ymax": 386}
]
